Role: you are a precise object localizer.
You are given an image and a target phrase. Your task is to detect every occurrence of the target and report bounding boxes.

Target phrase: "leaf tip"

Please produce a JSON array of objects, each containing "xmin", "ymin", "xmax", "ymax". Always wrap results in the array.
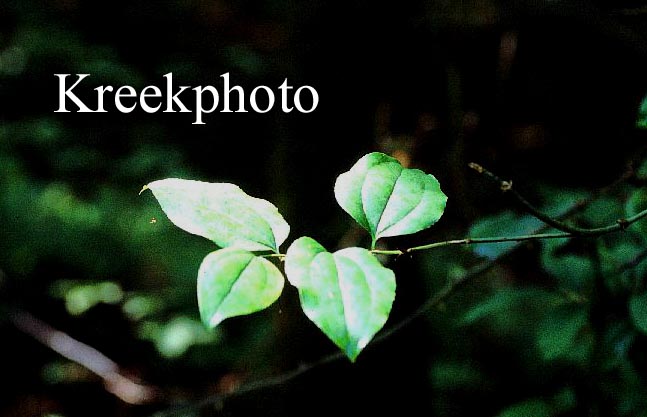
[
  {"xmin": 347, "ymin": 337, "xmax": 372, "ymax": 362},
  {"xmin": 345, "ymin": 347, "xmax": 361, "ymax": 362},
  {"xmin": 139, "ymin": 184, "xmax": 150, "ymax": 195},
  {"xmin": 200, "ymin": 304, "xmax": 225, "ymax": 329}
]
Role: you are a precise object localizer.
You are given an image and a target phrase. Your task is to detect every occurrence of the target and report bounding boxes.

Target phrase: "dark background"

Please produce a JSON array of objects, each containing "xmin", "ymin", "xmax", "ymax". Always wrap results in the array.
[{"xmin": 2, "ymin": 1, "xmax": 647, "ymax": 416}]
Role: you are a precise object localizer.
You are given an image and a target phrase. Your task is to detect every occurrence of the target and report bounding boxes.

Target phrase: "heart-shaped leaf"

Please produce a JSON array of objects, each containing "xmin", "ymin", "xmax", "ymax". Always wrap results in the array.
[
  {"xmin": 334, "ymin": 152, "xmax": 447, "ymax": 247},
  {"xmin": 284, "ymin": 236, "xmax": 396, "ymax": 361},
  {"xmin": 144, "ymin": 178, "xmax": 289, "ymax": 252},
  {"xmin": 197, "ymin": 248, "xmax": 284, "ymax": 327}
]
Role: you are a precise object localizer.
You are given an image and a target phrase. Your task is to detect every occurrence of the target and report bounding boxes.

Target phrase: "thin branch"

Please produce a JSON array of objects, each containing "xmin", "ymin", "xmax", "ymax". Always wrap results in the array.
[
  {"xmin": 150, "ymin": 256, "xmax": 496, "ymax": 417},
  {"xmin": 8, "ymin": 307, "xmax": 160, "ymax": 405},
  {"xmin": 371, "ymin": 232, "xmax": 573, "ymax": 256},
  {"xmin": 468, "ymin": 162, "xmax": 647, "ymax": 236},
  {"xmin": 372, "ymin": 258, "xmax": 496, "ymax": 344},
  {"xmin": 152, "ymin": 351, "xmax": 345, "ymax": 417},
  {"xmin": 616, "ymin": 6, "xmax": 647, "ymax": 15}
]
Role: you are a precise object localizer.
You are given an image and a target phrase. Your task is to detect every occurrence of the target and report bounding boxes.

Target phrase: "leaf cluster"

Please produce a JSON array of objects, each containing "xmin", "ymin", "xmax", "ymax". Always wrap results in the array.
[{"xmin": 145, "ymin": 152, "xmax": 448, "ymax": 361}]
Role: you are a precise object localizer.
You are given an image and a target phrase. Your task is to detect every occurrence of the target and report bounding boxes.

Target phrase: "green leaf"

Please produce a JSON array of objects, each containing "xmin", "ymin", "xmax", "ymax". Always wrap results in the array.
[
  {"xmin": 334, "ymin": 152, "xmax": 447, "ymax": 246},
  {"xmin": 638, "ymin": 94, "xmax": 647, "ymax": 129},
  {"xmin": 469, "ymin": 189, "xmax": 584, "ymax": 260},
  {"xmin": 496, "ymin": 399, "xmax": 553, "ymax": 417},
  {"xmin": 535, "ymin": 306, "xmax": 589, "ymax": 362},
  {"xmin": 430, "ymin": 361, "xmax": 487, "ymax": 391},
  {"xmin": 197, "ymin": 248, "xmax": 284, "ymax": 327},
  {"xmin": 541, "ymin": 239, "xmax": 595, "ymax": 292},
  {"xmin": 469, "ymin": 211, "xmax": 544, "ymax": 260},
  {"xmin": 138, "ymin": 316, "xmax": 220, "ymax": 358},
  {"xmin": 629, "ymin": 292, "xmax": 647, "ymax": 334},
  {"xmin": 145, "ymin": 178, "xmax": 289, "ymax": 252},
  {"xmin": 597, "ymin": 239, "xmax": 647, "ymax": 294},
  {"xmin": 626, "ymin": 188, "xmax": 647, "ymax": 236},
  {"xmin": 284, "ymin": 236, "xmax": 396, "ymax": 361},
  {"xmin": 461, "ymin": 287, "xmax": 557, "ymax": 326},
  {"xmin": 580, "ymin": 195, "xmax": 624, "ymax": 227},
  {"xmin": 635, "ymin": 159, "xmax": 647, "ymax": 180}
]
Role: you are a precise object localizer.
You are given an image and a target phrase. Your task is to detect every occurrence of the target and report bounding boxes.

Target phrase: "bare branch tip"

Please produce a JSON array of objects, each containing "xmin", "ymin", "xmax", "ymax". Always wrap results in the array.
[
  {"xmin": 500, "ymin": 180, "xmax": 513, "ymax": 192},
  {"xmin": 468, "ymin": 162, "xmax": 483, "ymax": 173}
]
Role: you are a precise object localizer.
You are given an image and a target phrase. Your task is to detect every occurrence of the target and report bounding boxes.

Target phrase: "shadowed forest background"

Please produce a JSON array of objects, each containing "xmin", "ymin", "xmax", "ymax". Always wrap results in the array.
[{"xmin": 2, "ymin": 1, "xmax": 647, "ymax": 416}]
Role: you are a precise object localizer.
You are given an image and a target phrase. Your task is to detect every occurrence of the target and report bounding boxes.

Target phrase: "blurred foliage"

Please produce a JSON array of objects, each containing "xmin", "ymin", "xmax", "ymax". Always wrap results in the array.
[
  {"xmin": 2, "ymin": 0, "xmax": 647, "ymax": 417},
  {"xmin": 424, "ymin": 176, "xmax": 647, "ymax": 417},
  {"xmin": 638, "ymin": 94, "xmax": 647, "ymax": 129}
]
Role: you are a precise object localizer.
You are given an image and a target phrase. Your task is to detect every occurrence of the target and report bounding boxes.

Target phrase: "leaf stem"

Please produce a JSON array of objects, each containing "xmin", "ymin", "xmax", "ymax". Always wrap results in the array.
[{"xmin": 371, "ymin": 232, "xmax": 574, "ymax": 256}]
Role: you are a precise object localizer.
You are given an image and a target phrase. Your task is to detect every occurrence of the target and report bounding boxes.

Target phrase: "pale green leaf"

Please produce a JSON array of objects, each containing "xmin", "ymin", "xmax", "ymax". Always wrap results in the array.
[
  {"xmin": 145, "ymin": 178, "xmax": 289, "ymax": 252},
  {"xmin": 284, "ymin": 236, "xmax": 396, "ymax": 361},
  {"xmin": 139, "ymin": 316, "xmax": 220, "ymax": 358},
  {"xmin": 334, "ymin": 152, "xmax": 447, "ymax": 246},
  {"xmin": 197, "ymin": 248, "xmax": 284, "ymax": 327},
  {"xmin": 629, "ymin": 292, "xmax": 647, "ymax": 334}
]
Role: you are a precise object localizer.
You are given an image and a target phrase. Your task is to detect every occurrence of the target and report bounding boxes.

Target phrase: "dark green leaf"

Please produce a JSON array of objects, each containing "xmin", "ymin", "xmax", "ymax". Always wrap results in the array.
[
  {"xmin": 597, "ymin": 239, "xmax": 647, "ymax": 294},
  {"xmin": 496, "ymin": 399, "xmax": 553, "ymax": 417},
  {"xmin": 626, "ymin": 188, "xmax": 647, "ymax": 236},
  {"xmin": 635, "ymin": 159, "xmax": 647, "ymax": 180},
  {"xmin": 638, "ymin": 94, "xmax": 647, "ymax": 129},
  {"xmin": 462, "ymin": 288, "xmax": 557, "ymax": 325},
  {"xmin": 469, "ymin": 211, "xmax": 544, "ymax": 259},
  {"xmin": 430, "ymin": 362, "xmax": 487, "ymax": 391},
  {"xmin": 541, "ymin": 240, "xmax": 594, "ymax": 292},
  {"xmin": 535, "ymin": 306, "xmax": 589, "ymax": 362},
  {"xmin": 469, "ymin": 188, "xmax": 584, "ymax": 260},
  {"xmin": 580, "ymin": 196, "xmax": 624, "ymax": 227},
  {"xmin": 629, "ymin": 292, "xmax": 647, "ymax": 334}
]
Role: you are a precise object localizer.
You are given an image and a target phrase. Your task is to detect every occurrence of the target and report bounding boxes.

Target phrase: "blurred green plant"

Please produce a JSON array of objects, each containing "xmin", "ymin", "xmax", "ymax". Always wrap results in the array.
[
  {"xmin": 0, "ymin": 113, "xmax": 226, "ymax": 363},
  {"xmin": 457, "ymin": 161, "xmax": 647, "ymax": 417}
]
